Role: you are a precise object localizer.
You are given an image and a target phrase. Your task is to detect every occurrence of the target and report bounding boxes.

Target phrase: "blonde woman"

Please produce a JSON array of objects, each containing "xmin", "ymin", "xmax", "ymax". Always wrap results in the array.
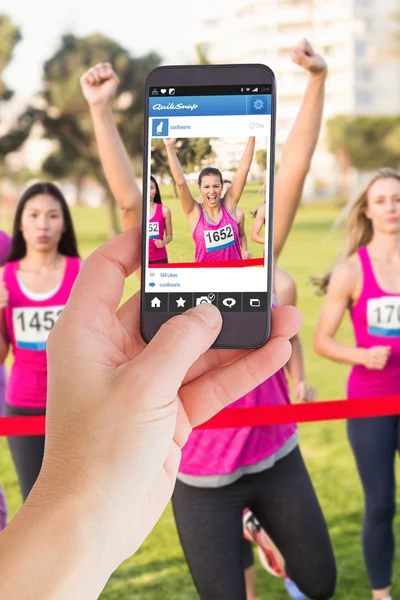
[{"xmin": 313, "ymin": 168, "xmax": 400, "ymax": 600}]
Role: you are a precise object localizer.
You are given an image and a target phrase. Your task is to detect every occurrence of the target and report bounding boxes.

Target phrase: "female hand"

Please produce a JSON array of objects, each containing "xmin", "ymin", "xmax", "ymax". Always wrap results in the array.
[
  {"xmin": 292, "ymin": 39, "xmax": 328, "ymax": 77},
  {"xmin": 80, "ymin": 62, "xmax": 120, "ymax": 107},
  {"xmin": 163, "ymin": 137, "xmax": 176, "ymax": 148},
  {"xmin": 154, "ymin": 239, "xmax": 165, "ymax": 248},
  {"xmin": 294, "ymin": 381, "xmax": 317, "ymax": 403},
  {"xmin": 361, "ymin": 345, "xmax": 391, "ymax": 370},
  {"xmin": 33, "ymin": 226, "xmax": 301, "ymax": 572}
]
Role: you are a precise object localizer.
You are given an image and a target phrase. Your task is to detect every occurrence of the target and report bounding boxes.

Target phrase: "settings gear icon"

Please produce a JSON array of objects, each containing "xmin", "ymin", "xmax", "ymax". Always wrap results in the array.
[{"xmin": 253, "ymin": 99, "xmax": 264, "ymax": 111}]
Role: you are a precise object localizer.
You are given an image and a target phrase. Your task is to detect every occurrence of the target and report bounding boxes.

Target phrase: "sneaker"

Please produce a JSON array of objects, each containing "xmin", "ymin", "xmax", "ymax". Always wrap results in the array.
[
  {"xmin": 284, "ymin": 577, "xmax": 306, "ymax": 600},
  {"xmin": 242, "ymin": 508, "xmax": 285, "ymax": 578}
]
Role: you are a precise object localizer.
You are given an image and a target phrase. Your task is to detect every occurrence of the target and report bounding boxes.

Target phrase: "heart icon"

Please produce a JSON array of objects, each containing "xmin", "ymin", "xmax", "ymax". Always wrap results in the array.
[
  {"xmin": 149, "ymin": 272, "xmax": 155, "ymax": 277},
  {"xmin": 161, "ymin": 89, "xmax": 166, "ymax": 94}
]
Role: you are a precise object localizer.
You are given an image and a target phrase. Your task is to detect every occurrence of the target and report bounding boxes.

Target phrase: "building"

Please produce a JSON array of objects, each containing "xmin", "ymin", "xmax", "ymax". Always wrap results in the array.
[{"xmin": 200, "ymin": 0, "xmax": 400, "ymax": 198}]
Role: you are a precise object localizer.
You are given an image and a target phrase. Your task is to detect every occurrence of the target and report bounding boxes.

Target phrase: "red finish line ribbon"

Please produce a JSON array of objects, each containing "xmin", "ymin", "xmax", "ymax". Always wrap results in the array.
[
  {"xmin": 149, "ymin": 258, "xmax": 264, "ymax": 268},
  {"xmin": 1, "ymin": 397, "xmax": 400, "ymax": 436}
]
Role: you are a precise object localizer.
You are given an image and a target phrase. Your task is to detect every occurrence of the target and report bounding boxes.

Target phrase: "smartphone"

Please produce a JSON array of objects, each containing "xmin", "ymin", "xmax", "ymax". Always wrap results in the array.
[{"xmin": 140, "ymin": 63, "xmax": 276, "ymax": 349}]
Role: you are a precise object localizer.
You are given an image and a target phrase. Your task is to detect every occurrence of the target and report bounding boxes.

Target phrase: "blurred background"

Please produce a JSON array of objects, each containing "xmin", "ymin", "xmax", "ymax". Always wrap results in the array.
[{"xmin": 1, "ymin": 2, "xmax": 400, "ymax": 598}]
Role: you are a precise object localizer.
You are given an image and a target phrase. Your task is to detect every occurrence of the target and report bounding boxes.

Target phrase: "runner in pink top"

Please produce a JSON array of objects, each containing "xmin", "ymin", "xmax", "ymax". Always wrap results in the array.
[
  {"xmin": 81, "ymin": 46, "xmax": 334, "ymax": 600},
  {"xmin": 347, "ymin": 245, "xmax": 400, "ymax": 399},
  {"xmin": 192, "ymin": 201, "xmax": 241, "ymax": 263},
  {"xmin": 179, "ymin": 296, "xmax": 295, "ymax": 478},
  {"xmin": 163, "ymin": 137, "xmax": 255, "ymax": 264},
  {"xmin": 3, "ymin": 255, "xmax": 80, "ymax": 409},
  {"xmin": 0, "ymin": 230, "xmax": 11, "ymax": 531},
  {"xmin": 314, "ymin": 169, "xmax": 400, "ymax": 600},
  {"xmin": 148, "ymin": 176, "xmax": 172, "ymax": 264},
  {"xmin": 0, "ymin": 182, "xmax": 80, "ymax": 502},
  {"xmin": 171, "ymin": 43, "xmax": 336, "ymax": 600}
]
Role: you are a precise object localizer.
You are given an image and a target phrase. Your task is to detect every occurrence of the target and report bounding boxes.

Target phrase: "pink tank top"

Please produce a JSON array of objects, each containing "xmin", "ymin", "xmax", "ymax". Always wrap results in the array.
[
  {"xmin": 3, "ymin": 256, "xmax": 80, "ymax": 408},
  {"xmin": 0, "ymin": 231, "xmax": 11, "ymax": 409},
  {"xmin": 192, "ymin": 202, "xmax": 242, "ymax": 263},
  {"xmin": 179, "ymin": 297, "xmax": 296, "ymax": 477},
  {"xmin": 148, "ymin": 203, "xmax": 167, "ymax": 262},
  {"xmin": 347, "ymin": 246, "xmax": 400, "ymax": 399}
]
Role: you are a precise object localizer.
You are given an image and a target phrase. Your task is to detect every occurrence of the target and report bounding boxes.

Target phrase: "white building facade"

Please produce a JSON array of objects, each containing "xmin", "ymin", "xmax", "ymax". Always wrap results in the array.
[{"xmin": 200, "ymin": 0, "xmax": 400, "ymax": 198}]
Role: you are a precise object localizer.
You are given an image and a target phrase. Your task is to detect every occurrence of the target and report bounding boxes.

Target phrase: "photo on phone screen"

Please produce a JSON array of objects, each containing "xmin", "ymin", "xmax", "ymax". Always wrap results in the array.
[{"xmin": 141, "ymin": 66, "xmax": 276, "ymax": 348}]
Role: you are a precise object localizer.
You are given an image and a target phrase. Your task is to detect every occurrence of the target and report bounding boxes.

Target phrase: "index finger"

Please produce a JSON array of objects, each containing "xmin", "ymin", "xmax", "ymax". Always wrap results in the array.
[{"xmin": 66, "ymin": 226, "xmax": 141, "ymax": 314}]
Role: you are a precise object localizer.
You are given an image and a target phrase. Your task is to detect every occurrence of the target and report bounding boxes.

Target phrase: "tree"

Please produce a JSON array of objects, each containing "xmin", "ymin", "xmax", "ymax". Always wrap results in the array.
[
  {"xmin": 325, "ymin": 115, "xmax": 353, "ymax": 199},
  {"xmin": 326, "ymin": 115, "xmax": 400, "ymax": 199},
  {"xmin": 0, "ymin": 14, "xmax": 21, "ymax": 101},
  {"xmin": 383, "ymin": 122, "xmax": 400, "ymax": 167},
  {"xmin": 37, "ymin": 33, "xmax": 161, "ymax": 235},
  {"xmin": 256, "ymin": 149, "xmax": 267, "ymax": 173},
  {"xmin": 195, "ymin": 43, "xmax": 211, "ymax": 65}
]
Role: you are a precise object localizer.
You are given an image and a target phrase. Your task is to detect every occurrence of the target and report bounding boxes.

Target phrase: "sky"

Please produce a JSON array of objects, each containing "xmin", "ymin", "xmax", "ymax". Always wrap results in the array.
[{"xmin": 2, "ymin": 0, "xmax": 244, "ymax": 102}]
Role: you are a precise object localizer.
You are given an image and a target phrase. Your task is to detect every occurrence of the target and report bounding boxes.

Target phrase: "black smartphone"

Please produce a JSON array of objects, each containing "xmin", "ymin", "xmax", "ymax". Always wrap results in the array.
[{"xmin": 140, "ymin": 63, "xmax": 276, "ymax": 349}]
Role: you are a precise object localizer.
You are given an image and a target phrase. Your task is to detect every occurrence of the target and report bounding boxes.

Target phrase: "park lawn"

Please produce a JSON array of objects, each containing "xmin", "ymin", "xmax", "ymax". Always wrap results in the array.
[{"xmin": 1, "ymin": 195, "xmax": 400, "ymax": 599}]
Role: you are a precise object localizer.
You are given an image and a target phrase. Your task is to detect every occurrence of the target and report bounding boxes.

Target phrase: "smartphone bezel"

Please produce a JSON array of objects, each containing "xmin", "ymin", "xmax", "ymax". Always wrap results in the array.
[{"xmin": 140, "ymin": 63, "xmax": 276, "ymax": 349}]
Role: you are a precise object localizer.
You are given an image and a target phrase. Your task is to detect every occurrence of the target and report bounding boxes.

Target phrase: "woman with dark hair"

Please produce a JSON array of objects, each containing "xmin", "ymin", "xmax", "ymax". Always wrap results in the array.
[
  {"xmin": 163, "ymin": 137, "xmax": 254, "ymax": 263},
  {"xmin": 148, "ymin": 175, "xmax": 172, "ymax": 264},
  {"xmin": 0, "ymin": 182, "xmax": 80, "ymax": 501}
]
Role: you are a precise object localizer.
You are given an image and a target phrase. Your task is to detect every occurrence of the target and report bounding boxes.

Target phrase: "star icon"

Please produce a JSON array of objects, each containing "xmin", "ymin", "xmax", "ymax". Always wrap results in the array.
[{"xmin": 176, "ymin": 297, "xmax": 186, "ymax": 308}]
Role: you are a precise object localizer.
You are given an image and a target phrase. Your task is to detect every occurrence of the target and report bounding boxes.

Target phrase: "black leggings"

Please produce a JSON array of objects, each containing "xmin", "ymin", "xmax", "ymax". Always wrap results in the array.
[
  {"xmin": 172, "ymin": 447, "xmax": 336, "ymax": 600},
  {"xmin": 347, "ymin": 415, "xmax": 400, "ymax": 590},
  {"xmin": 5, "ymin": 403, "xmax": 46, "ymax": 502}
]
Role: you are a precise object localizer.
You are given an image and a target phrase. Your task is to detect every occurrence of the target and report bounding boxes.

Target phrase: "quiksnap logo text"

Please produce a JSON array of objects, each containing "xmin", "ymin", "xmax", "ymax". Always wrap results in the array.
[{"xmin": 152, "ymin": 102, "xmax": 199, "ymax": 111}]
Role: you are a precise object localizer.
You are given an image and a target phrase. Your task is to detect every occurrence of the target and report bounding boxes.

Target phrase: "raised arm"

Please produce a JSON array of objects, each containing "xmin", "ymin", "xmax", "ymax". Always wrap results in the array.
[
  {"xmin": 274, "ymin": 40, "xmax": 327, "ymax": 261},
  {"xmin": 163, "ymin": 138, "xmax": 199, "ymax": 223},
  {"xmin": 251, "ymin": 203, "xmax": 266, "ymax": 245},
  {"xmin": 224, "ymin": 136, "xmax": 255, "ymax": 212},
  {"xmin": 80, "ymin": 62, "xmax": 141, "ymax": 231}
]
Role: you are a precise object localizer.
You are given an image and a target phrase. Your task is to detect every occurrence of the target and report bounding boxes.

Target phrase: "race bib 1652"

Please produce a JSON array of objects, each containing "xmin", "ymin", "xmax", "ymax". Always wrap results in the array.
[
  {"xmin": 204, "ymin": 224, "xmax": 235, "ymax": 253},
  {"xmin": 12, "ymin": 306, "xmax": 64, "ymax": 350}
]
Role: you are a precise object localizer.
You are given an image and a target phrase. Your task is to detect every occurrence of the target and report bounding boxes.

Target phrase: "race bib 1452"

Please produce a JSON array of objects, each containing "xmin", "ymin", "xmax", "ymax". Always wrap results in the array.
[
  {"xmin": 204, "ymin": 224, "xmax": 235, "ymax": 253},
  {"xmin": 367, "ymin": 297, "xmax": 400, "ymax": 337},
  {"xmin": 12, "ymin": 306, "xmax": 64, "ymax": 350}
]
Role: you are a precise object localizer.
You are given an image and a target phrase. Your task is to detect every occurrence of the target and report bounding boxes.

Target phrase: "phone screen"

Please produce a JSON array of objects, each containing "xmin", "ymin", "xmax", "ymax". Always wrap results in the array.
[{"xmin": 142, "ymin": 73, "xmax": 274, "ymax": 348}]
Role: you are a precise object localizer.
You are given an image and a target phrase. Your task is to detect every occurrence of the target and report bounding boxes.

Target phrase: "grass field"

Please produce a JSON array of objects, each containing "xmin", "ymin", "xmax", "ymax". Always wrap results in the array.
[{"xmin": 1, "ymin": 188, "xmax": 400, "ymax": 599}]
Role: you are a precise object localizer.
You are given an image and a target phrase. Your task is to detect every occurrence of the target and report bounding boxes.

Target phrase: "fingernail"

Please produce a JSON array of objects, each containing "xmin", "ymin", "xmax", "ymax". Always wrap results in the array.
[{"xmin": 191, "ymin": 303, "xmax": 222, "ymax": 329}]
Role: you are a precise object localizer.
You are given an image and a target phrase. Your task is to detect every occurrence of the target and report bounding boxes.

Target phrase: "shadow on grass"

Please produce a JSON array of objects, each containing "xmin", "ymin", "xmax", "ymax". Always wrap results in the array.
[{"xmin": 102, "ymin": 555, "xmax": 196, "ymax": 600}]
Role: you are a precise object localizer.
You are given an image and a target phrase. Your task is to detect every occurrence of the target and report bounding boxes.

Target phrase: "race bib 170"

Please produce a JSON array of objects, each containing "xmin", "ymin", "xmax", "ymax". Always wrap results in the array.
[
  {"xmin": 367, "ymin": 297, "xmax": 400, "ymax": 337},
  {"xmin": 204, "ymin": 224, "xmax": 235, "ymax": 253},
  {"xmin": 149, "ymin": 222, "xmax": 160, "ymax": 239},
  {"xmin": 12, "ymin": 306, "xmax": 64, "ymax": 350}
]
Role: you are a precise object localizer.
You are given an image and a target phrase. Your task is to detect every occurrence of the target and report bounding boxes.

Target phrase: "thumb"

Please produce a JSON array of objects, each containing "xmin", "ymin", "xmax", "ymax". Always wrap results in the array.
[{"xmin": 138, "ymin": 304, "xmax": 222, "ymax": 399}]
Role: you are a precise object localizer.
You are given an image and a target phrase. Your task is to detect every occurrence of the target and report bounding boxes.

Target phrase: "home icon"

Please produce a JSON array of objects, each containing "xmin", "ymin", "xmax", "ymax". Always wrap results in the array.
[{"xmin": 151, "ymin": 297, "xmax": 161, "ymax": 308}]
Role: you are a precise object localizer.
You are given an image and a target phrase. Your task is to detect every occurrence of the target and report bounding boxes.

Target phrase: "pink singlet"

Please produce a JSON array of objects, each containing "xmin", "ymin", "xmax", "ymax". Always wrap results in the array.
[
  {"xmin": 3, "ymin": 256, "xmax": 80, "ymax": 408},
  {"xmin": 148, "ymin": 203, "xmax": 167, "ymax": 263},
  {"xmin": 192, "ymin": 202, "xmax": 242, "ymax": 263},
  {"xmin": 0, "ymin": 231, "xmax": 11, "ymax": 413},
  {"xmin": 179, "ymin": 296, "xmax": 297, "ymax": 479},
  {"xmin": 348, "ymin": 246, "xmax": 400, "ymax": 399}
]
